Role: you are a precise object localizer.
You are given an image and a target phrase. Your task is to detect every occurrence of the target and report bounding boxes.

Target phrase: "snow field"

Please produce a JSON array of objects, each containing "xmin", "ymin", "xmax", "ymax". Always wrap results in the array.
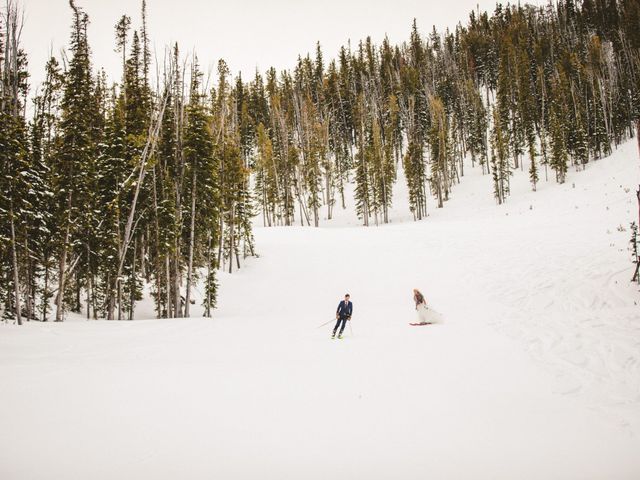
[{"xmin": 1, "ymin": 140, "xmax": 640, "ymax": 479}]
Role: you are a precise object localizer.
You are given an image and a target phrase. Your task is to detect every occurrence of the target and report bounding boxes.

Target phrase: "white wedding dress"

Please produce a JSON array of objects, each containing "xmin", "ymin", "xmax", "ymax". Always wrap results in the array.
[{"xmin": 416, "ymin": 303, "xmax": 442, "ymax": 324}]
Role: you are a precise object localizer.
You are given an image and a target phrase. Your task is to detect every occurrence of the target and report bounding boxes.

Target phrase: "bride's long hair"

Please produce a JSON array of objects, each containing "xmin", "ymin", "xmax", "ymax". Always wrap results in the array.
[{"xmin": 413, "ymin": 289, "xmax": 425, "ymax": 304}]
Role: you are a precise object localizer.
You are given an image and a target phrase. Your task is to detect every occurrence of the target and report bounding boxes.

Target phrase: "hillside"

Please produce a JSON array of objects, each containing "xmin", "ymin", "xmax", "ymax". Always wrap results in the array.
[{"xmin": 1, "ymin": 140, "xmax": 639, "ymax": 479}]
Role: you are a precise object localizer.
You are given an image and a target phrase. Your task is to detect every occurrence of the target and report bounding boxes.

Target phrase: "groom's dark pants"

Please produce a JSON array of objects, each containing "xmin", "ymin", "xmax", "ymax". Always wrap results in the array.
[{"xmin": 333, "ymin": 316, "xmax": 349, "ymax": 336}]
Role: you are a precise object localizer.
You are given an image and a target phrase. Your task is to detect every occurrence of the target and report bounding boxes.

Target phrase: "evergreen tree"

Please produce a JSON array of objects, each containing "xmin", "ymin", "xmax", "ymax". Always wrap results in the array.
[
  {"xmin": 52, "ymin": 1, "xmax": 100, "ymax": 321},
  {"xmin": 183, "ymin": 60, "xmax": 218, "ymax": 316},
  {"xmin": 3, "ymin": 0, "xmax": 639, "ymax": 323},
  {"xmin": 428, "ymin": 95, "xmax": 450, "ymax": 208},
  {"xmin": 490, "ymin": 107, "xmax": 511, "ymax": 204},
  {"xmin": 549, "ymin": 77, "xmax": 569, "ymax": 183}
]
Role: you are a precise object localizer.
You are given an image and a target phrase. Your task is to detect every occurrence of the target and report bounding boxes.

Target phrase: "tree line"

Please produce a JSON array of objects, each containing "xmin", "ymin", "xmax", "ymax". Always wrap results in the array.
[
  {"xmin": 1, "ymin": 0, "xmax": 639, "ymax": 323},
  {"xmin": 1, "ymin": 0, "xmax": 254, "ymax": 323}
]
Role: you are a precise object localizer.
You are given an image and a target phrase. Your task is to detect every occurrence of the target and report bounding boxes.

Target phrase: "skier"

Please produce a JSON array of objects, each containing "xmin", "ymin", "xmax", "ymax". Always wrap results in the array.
[
  {"xmin": 332, "ymin": 294, "xmax": 353, "ymax": 339},
  {"xmin": 413, "ymin": 288, "xmax": 430, "ymax": 325}
]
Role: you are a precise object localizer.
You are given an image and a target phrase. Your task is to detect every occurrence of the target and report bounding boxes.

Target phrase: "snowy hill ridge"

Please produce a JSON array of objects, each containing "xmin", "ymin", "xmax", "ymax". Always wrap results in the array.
[{"xmin": 1, "ymin": 140, "xmax": 640, "ymax": 479}]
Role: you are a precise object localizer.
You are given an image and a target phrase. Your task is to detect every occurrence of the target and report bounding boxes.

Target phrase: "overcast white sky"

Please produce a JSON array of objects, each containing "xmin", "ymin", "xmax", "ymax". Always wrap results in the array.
[{"xmin": 18, "ymin": 0, "xmax": 540, "ymax": 92}]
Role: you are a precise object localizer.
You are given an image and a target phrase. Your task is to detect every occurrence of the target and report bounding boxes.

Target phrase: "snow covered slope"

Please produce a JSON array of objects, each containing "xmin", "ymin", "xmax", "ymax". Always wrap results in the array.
[{"xmin": 2, "ymin": 141, "xmax": 640, "ymax": 479}]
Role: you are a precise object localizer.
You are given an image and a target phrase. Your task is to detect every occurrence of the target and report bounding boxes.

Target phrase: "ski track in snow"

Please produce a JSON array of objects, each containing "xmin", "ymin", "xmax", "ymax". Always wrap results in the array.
[{"xmin": 1, "ymin": 141, "xmax": 640, "ymax": 479}]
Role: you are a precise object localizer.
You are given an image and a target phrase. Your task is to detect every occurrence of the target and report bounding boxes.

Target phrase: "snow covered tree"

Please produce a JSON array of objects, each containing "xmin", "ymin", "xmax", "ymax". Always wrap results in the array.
[
  {"xmin": 490, "ymin": 107, "xmax": 511, "ymax": 204},
  {"xmin": 548, "ymin": 80, "xmax": 569, "ymax": 184},
  {"xmin": 428, "ymin": 95, "xmax": 450, "ymax": 209},
  {"xmin": 3, "ymin": 0, "xmax": 639, "ymax": 323},
  {"xmin": 183, "ymin": 60, "xmax": 218, "ymax": 316},
  {"xmin": 51, "ymin": 1, "xmax": 101, "ymax": 321}
]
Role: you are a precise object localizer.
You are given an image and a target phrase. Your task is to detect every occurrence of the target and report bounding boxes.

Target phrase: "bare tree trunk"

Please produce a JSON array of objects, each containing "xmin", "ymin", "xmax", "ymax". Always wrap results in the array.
[
  {"xmin": 129, "ymin": 237, "xmax": 137, "ymax": 320},
  {"xmin": 92, "ymin": 275, "xmax": 97, "ymax": 320},
  {"xmin": 9, "ymin": 201, "xmax": 22, "ymax": 325},
  {"xmin": 637, "ymin": 119, "xmax": 640, "ymax": 227},
  {"xmin": 228, "ymin": 204, "xmax": 235, "ymax": 274},
  {"xmin": 115, "ymin": 87, "xmax": 169, "ymax": 309},
  {"xmin": 185, "ymin": 171, "xmax": 196, "ymax": 317},
  {"xmin": 117, "ymin": 277, "xmax": 123, "ymax": 321},
  {"xmin": 314, "ymin": 202, "xmax": 319, "ymax": 228},
  {"xmin": 205, "ymin": 233, "xmax": 212, "ymax": 318},
  {"xmin": 235, "ymin": 229, "xmax": 241, "ymax": 271},
  {"xmin": 152, "ymin": 167, "xmax": 165, "ymax": 318},
  {"xmin": 261, "ymin": 182, "xmax": 267, "ymax": 227},
  {"xmin": 55, "ymin": 192, "xmax": 72, "ymax": 322},
  {"xmin": 327, "ymin": 168, "xmax": 333, "ymax": 220},
  {"xmin": 86, "ymin": 243, "xmax": 91, "ymax": 320},
  {"xmin": 107, "ymin": 273, "xmax": 115, "ymax": 320},
  {"xmin": 217, "ymin": 217, "xmax": 224, "ymax": 269},
  {"xmin": 140, "ymin": 237, "xmax": 147, "ymax": 281},
  {"xmin": 42, "ymin": 262, "xmax": 49, "ymax": 322},
  {"xmin": 165, "ymin": 256, "xmax": 172, "ymax": 318},
  {"xmin": 173, "ymin": 254, "xmax": 181, "ymax": 317},
  {"xmin": 73, "ymin": 273, "xmax": 81, "ymax": 313},
  {"xmin": 25, "ymin": 238, "xmax": 34, "ymax": 321}
]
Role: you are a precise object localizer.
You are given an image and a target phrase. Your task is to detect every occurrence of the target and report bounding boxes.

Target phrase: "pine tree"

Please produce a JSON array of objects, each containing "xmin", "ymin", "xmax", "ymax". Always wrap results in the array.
[
  {"xmin": 464, "ymin": 79, "xmax": 488, "ymax": 172},
  {"xmin": 490, "ymin": 107, "xmax": 511, "ymax": 204},
  {"xmin": 219, "ymin": 134, "xmax": 247, "ymax": 272},
  {"xmin": 29, "ymin": 59, "xmax": 61, "ymax": 321},
  {"xmin": 255, "ymin": 122, "xmax": 278, "ymax": 226},
  {"xmin": 353, "ymin": 93, "xmax": 371, "ymax": 225},
  {"xmin": 49, "ymin": 1, "xmax": 100, "ymax": 321},
  {"xmin": 183, "ymin": 59, "xmax": 217, "ymax": 316},
  {"xmin": 3, "ymin": 0, "xmax": 639, "ymax": 323},
  {"xmin": 549, "ymin": 77, "xmax": 569, "ymax": 184},
  {"xmin": 428, "ymin": 95, "xmax": 450, "ymax": 209}
]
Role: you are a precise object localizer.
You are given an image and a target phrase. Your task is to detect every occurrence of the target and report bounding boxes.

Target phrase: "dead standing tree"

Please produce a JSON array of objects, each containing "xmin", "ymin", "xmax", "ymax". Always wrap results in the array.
[
  {"xmin": 2, "ymin": 0, "xmax": 25, "ymax": 325},
  {"xmin": 108, "ymin": 79, "xmax": 170, "ymax": 320},
  {"xmin": 633, "ymin": 120, "xmax": 640, "ymax": 283}
]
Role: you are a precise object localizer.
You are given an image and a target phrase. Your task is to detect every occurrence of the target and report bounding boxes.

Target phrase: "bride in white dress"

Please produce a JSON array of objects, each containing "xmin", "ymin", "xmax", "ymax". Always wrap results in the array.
[{"xmin": 413, "ymin": 289, "xmax": 441, "ymax": 324}]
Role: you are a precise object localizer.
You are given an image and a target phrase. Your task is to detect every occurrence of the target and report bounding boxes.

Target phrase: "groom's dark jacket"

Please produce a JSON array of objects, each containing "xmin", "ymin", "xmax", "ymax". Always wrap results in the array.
[{"xmin": 336, "ymin": 300, "xmax": 353, "ymax": 319}]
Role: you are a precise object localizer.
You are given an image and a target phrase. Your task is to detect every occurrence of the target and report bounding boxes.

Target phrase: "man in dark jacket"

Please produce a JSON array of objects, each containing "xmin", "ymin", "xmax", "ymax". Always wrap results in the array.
[{"xmin": 332, "ymin": 294, "xmax": 353, "ymax": 339}]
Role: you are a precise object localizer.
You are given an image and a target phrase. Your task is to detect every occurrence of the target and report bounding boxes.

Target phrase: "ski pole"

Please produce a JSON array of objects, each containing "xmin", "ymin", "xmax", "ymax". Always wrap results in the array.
[
  {"xmin": 349, "ymin": 319, "xmax": 354, "ymax": 337},
  {"xmin": 317, "ymin": 318, "xmax": 337, "ymax": 328}
]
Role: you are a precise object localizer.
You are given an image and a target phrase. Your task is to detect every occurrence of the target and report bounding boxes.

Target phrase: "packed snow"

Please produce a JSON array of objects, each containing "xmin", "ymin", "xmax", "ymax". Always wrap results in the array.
[{"xmin": 2, "ymin": 141, "xmax": 640, "ymax": 479}]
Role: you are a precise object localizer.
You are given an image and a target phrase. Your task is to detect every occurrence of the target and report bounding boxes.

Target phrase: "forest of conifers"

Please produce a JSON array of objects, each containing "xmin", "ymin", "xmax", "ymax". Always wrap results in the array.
[{"xmin": 1, "ymin": 0, "xmax": 639, "ymax": 324}]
